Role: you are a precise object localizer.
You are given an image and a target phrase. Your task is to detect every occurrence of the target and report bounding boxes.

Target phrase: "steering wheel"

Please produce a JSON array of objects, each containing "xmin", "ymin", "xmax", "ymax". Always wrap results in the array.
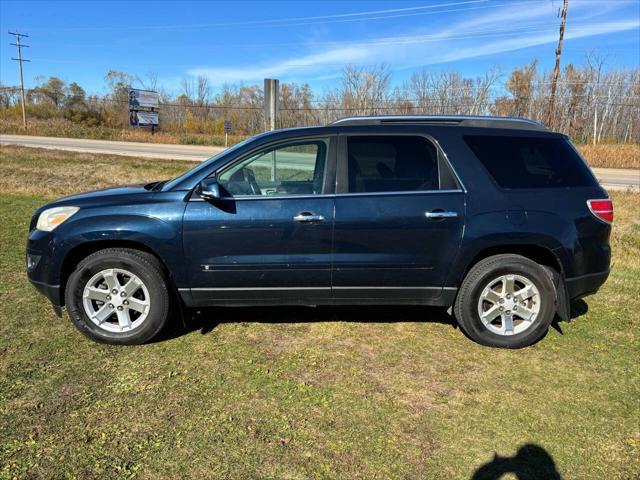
[{"xmin": 241, "ymin": 167, "xmax": 261, "ymax": 196}]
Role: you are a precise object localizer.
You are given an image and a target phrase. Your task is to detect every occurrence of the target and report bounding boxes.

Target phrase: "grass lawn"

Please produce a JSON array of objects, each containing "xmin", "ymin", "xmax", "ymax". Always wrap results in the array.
[{"xmin": 1, "ymin": 146, "xmax": 639, "ymax": 479}]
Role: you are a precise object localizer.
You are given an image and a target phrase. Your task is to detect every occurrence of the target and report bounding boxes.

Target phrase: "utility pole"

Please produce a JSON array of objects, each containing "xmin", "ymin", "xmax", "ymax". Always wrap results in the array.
[
  {"xmin": 264, "ymin": 78, "xmax": 279, "ymax": 132},
  {"xmin": 9, "ymin": 31, "xmax": 30, "ymax": 129},
  {"xmin": 547, "ymin": 0, "xmax": 568, "ymax": 128},
  {"xmin": 263, "ymin": 78, "xmax": 279, "ymax": 181}
]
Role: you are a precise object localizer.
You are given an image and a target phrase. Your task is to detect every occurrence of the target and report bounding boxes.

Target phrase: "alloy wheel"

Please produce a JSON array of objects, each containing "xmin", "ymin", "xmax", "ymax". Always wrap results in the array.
[
  {"xmin": 477, "ymin": 274, "xmax": 541, "ymax": 336},
  {"xmin": 82, "ymin": 268, "xmax": 150, "ymax": 333}
]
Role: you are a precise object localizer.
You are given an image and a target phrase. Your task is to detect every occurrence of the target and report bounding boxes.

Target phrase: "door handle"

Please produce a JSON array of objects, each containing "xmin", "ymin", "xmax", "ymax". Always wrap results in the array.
[
  {"xmin": 425, "ymin": 211, "xmax": 458, "ymax": 219},
  {"xmin": 293, "ymin": 212, "xmax": 325, "ymax": 223}
]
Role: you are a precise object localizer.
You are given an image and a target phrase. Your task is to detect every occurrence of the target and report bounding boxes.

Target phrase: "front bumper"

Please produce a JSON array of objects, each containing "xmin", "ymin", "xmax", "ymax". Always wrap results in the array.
[
  {"xmin": 28, "ymin": 277, "xmax": 63, "ymax": 316},
  {"xmin": 565, "ymin": 269, "xmax": 610, "ymax": 300},
  {"xmin": 27, "ymin": 228, "xmax": 64, "ymax": 316}
]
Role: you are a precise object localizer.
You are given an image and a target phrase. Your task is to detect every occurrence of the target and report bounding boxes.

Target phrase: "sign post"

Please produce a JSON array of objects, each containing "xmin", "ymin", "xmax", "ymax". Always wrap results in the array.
[
  {"xmin": 223, "ymin": 120, "xmax": 231, "ymax": 147},
  {"xmin": 129, "ymin": 89, "xmax": 159, "ymax": 134}
]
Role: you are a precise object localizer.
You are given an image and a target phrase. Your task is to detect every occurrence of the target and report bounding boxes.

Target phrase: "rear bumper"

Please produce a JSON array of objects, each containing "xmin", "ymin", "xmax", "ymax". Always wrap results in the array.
[{"xmin": 565, "ymin": 269, "xmax": 610, "ymax": 300}]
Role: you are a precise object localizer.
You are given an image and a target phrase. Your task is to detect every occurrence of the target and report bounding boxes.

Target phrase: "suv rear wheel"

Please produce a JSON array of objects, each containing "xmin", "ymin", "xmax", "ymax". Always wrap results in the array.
[
  {"xmin": 65, "ymin": 248, "xmax": 170, "ymax": 345},
  {"xmin": 454, "ymin": 254, "xmax": 556, "ymax": 348}
]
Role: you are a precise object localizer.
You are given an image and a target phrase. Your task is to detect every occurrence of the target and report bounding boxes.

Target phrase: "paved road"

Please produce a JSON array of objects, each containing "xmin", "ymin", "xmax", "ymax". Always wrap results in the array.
[
  {"xmin": 0, "ymin": 134, "xmax": 224, "ymax": 161},
  {"xmin": 2, "ymin": 134, "xmax": 638, "ymax": 191},
  {"xmin": 592, "ymin": 167, "xmax": 640, "ymax": 192}
]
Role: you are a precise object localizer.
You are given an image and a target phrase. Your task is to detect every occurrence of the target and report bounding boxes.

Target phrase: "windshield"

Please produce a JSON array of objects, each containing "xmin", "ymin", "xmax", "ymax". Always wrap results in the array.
[{"xmin": 161, "ymin": 135, "xmax": 258, "ymax": 191}]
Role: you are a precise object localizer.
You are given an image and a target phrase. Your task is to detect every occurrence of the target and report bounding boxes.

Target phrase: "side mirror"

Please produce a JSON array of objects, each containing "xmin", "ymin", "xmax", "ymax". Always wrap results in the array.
[{"xmin": 198, "ymin": 178, "xmax": 222, "ymax": 200}]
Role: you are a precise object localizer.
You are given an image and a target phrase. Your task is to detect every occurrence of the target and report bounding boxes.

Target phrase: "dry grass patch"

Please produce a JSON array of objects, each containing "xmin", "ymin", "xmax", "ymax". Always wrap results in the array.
[
  {"xmin": 609, "ymin": 191, "xmax": 640, "ymax": 270},
  {"xmin": 578, "ymin": 143, "xmax": 640, "ymax": 169},
  {"xmin": 0, "ymin": 117, "xmax": 246, "ymax": 147},
  {"xmin": 0, "ymin": 145, "xmax": 192, "ymax": 198}
]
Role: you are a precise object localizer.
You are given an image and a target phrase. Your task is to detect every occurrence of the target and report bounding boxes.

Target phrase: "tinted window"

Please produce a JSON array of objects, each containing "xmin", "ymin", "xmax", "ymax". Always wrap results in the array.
[
  {"xmin": 218, "ymin": 139, "xmax": 327, "ymax": 196},
  {"xmin": 347, "ymin": 136, "xmax": 439, "ymax": 193},
  {"xmin": 464, "ymin": 135, "xmax": 597, "ymax": 189}
]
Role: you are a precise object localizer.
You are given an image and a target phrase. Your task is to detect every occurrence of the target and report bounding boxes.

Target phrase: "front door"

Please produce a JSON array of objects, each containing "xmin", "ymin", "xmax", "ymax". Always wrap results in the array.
[
  {"xmin": 183, "ymin": 137, "xmax": 335, "ymax": 305},
  {"xmin": 332, "ymin": 134, "xmax": 465, "ymax": 303}
]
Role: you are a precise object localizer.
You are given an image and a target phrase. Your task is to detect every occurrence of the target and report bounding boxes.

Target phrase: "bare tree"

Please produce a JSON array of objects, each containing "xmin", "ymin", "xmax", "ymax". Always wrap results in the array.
[
  {"xmin": 136, "ymin": 72, "xmax": 159, "ymax": 92},
  {"xmin": 493, "ymin": 60, "xmax": 538, "ymax": 118},
  {"xmin": 196, "ymin": 76, "xmax": 210, "ymax": 107},
  {"xmin": 1, "ymin": 57, "xmax": 637, "ymax": 142},
  {"xmin": 339, "ymin": 64, "xmax": 391, "ymax": 115}
]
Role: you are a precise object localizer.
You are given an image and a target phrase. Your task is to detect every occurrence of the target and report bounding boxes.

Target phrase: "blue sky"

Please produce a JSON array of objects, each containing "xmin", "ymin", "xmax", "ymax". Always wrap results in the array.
[{"xmin": 1, "ymin": 0, "xmax": 638, "ymax": 95}]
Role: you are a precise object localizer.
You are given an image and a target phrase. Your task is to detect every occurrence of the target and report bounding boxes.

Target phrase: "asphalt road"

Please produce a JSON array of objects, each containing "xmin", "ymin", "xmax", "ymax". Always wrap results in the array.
[
  {"xmin": 0, "ymin": 134, "xmax": 224, "ymax": 162},
  {"xmin": 2, "ymin": 134, "xmax": 638, "ymax": 191}
]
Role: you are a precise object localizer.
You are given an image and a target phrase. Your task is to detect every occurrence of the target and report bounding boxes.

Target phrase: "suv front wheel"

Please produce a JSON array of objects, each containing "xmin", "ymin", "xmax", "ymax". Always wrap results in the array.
[
  {"xmin": 65, "ymin": 248, "xmax": 171, "ymax": 345},
  {"xmin": 454, "ymin": 254, "xmax": 557, "ymax": 348}
]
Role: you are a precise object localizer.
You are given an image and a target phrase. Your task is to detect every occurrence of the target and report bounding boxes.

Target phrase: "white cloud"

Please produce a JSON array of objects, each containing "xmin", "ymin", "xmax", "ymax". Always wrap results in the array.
[
  {"xmin": 188, "ymin": 46, "xmax": 373, "ymax": 84},
  {"xmin": 186, "ymin": 1, "xmax": 639, "ymax": 85},
  {"xmin": 431, "ymin": 19, "xmax": 640, "ymax": 64}
]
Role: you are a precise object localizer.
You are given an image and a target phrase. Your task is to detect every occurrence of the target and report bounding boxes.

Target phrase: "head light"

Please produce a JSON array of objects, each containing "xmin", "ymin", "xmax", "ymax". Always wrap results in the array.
[{"xmin": 36, "ymin": 206, "xmax": 79, "ymax": 232}]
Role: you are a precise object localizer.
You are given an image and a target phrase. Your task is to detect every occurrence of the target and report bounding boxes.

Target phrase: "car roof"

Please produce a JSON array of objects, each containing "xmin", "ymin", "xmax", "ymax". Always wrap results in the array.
[{"xmin": 329, "ymin": 115, "xmax": 548, "ymax": 132}]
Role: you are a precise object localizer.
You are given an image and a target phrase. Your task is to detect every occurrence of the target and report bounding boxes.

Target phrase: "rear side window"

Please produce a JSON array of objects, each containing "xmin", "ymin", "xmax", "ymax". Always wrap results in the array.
[
  {"xmin": 464, "ymin": 135, "xmax": 597, "ymax": 189},
  {"xmin": 347, "ymin": 136, "xmax": 439, "ymax": 193}
]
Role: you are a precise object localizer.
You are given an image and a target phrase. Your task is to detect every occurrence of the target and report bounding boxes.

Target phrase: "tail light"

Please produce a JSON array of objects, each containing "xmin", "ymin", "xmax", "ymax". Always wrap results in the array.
[{"xmin": 587, "ymin": 199, "xmax": 613, "ymax": 224}]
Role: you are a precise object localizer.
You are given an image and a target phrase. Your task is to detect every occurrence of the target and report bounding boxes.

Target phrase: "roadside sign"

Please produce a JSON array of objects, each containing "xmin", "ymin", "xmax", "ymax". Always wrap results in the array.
[
  {"xmin": 128, "ymin": 89, "xmax": 159, "ymax": 109},
  {"xmin": 128, "ymin": 89, "xmax": 159, "ymax": 133},
  {"xmin": 223, "ymin": 120, "xmax": 231, "ymax": 147},
  {"xmin": 130, "ymin": 110, "xmax": 159, "ymax": 127}
]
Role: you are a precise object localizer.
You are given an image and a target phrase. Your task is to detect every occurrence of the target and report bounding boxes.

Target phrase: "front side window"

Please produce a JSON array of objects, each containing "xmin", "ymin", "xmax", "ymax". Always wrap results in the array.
[
  {"xmin": 217, "ymin": 139, "xmax": 328, "ymax": 196},
  {"xmin": 346, "ymin": 136, "xmax": 439, "ymax": 193}
]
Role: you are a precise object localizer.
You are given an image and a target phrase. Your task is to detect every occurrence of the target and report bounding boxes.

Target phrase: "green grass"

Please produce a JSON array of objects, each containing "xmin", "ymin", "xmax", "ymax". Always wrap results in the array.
[{"xmin": 0, "ymin": 147, "xmax": 639, "ymax": 479}]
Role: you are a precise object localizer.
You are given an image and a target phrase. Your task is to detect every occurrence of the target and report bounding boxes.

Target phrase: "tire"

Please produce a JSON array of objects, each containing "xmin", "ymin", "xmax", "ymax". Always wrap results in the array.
[
  {"xmin": 453, "ymin": 254, "xmax": 557, "ymax": 348},
  {"xmin": 65, "ymin": 248, "xmax": 170, "ymax": 345}
]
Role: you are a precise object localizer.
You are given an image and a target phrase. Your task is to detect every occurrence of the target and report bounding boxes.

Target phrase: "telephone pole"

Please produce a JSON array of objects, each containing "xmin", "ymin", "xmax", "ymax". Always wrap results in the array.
[
  {"xmin": 264, "ymin": 78, "xmax": 279, "ymax": 132},
  {"xmin": 547, "ymin": 0, "xmax": 568, "ymax": 128},
  {"xmin": 9, "ymin": 31, "xmax": 30, "ymax": 129}
]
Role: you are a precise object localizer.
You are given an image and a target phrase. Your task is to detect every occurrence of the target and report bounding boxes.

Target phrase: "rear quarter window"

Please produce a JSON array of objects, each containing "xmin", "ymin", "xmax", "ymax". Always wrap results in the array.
[{"xmin": 463, "ymin": 135, "xmax": 597, "ymax": 189}]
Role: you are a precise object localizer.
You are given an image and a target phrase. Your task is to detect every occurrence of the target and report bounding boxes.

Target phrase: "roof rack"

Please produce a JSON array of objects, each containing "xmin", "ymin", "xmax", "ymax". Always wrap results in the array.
[{"xmin": 329, "ymin": 115, "xmax": 548, "ymax": 131}]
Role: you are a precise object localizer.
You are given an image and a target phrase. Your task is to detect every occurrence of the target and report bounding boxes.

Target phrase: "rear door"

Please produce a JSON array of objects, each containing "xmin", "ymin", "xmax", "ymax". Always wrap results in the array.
[
  {"xmin": 332, "ymin": 133, "xmax": 465, "ymax": 303},
  {"xmin": 182, "ymin": 136, "xmax": 336, "ymax": 305}
]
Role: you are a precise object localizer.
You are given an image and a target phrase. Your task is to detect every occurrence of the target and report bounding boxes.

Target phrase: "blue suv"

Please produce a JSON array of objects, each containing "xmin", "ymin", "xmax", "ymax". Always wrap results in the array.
[{"xmin": 26, "ymin": 116, "xmax": 612, "ymax": 348}]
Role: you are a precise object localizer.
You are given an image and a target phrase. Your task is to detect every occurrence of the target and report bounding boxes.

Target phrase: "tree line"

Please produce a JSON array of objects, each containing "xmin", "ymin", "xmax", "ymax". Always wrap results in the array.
[{"xmin": 1, "ymin": 53, "xmax": 638, "ymax": 143}]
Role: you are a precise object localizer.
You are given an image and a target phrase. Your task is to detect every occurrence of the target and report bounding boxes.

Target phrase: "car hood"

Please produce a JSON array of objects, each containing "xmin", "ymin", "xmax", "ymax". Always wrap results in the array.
[
  {"xmin": 32, "ymin": 183, "xmax": 159, "ymax": 221},
  {"xmin": 52, "ymin": 183, "xmax": 153, "ymax": 204},
  {"xmin": 29, "ymin": 182, "xmax": 181, "ymax": 232}
]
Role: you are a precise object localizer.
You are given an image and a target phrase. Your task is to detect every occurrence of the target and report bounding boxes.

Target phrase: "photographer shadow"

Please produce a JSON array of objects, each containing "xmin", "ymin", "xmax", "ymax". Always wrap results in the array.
[{"xmin": 471, "ymin": 444, "xmax": 562, "ymax": 480}]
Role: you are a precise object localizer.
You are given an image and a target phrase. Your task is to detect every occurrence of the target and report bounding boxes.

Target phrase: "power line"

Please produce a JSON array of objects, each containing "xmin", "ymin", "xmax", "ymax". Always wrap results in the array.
[
  {"xmin": 8, "ymin": 31, "xmax": 30, "ymax": 129},
  {"xmin": 38, "ymin": 20, "xmax": 634, "ymax": 51},
  {"xmin": 28, "ymin": 0, "xmax": 481, "ymax": 31},
  {"xmin": 7, "ymin": 86, "xmax": 637, "ymax": 110},
  {"xmin": 46, "ymin": 96, "xmax": 640, "ymax": 111},
  {"xmin": 22, "ymin": 19, "xmax": 638, "ymax": 72},
  {"xmin": 26, "ymin": 1, "xmax": 502, "ymax": 32}
]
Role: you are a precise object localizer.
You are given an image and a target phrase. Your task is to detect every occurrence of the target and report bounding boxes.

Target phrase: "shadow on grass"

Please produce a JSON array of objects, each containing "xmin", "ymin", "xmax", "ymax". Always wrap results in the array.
[
  {"xmin": 154, "ymin": 298, "xmax": 590, "ymax": 344},
  {"xmin": 569, "ymin": 298, "xmax": 589, "ymax": 319},
  {"xmin": 549, "ymin": 298, "xmax": 589, "ymax": 336},
  {"xmin": 156, "ymin": 304, "xmax": 457, "ymax": 342},
  {"xmin": 471, "ymin": 444, "xmax": 562, "ymax": 480}
]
